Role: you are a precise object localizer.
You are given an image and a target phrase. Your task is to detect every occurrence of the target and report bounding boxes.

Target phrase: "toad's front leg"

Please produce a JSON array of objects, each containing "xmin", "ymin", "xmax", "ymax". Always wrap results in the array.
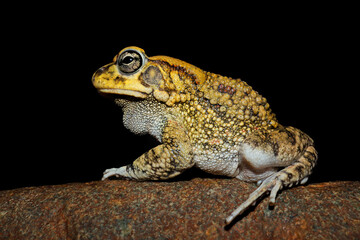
[
  {"xmin": 226, "ymin": 126, "xmax": 318, "ymax": 224},
  {"xmin": 102, "ymin": 119, "xmax": 194, "ymax": 180}
]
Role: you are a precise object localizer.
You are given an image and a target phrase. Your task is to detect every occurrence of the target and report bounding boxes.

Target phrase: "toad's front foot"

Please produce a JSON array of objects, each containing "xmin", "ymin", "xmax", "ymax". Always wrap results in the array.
[{"xmin": 102, "ymin": 167, "xmax": 129, "ymax": 180}]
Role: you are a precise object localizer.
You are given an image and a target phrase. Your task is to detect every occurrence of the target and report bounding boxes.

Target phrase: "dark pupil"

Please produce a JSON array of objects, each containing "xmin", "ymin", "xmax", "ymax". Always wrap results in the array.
[{"xmin": 122, "ymin": 56, "xmax": 134, "ymax": 64}]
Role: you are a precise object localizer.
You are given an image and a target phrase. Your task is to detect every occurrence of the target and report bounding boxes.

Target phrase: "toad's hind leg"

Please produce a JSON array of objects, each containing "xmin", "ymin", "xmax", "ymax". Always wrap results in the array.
[{"xmin": 226, "ymin": 126, "xmax": 318, "ymax": 224}]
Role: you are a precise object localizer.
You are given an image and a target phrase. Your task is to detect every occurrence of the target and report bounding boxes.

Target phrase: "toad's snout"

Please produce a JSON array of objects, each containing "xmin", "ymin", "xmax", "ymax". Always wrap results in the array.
[{"xmin": 92, "ymin": 64, "xmax": 111, "ymax": 87}]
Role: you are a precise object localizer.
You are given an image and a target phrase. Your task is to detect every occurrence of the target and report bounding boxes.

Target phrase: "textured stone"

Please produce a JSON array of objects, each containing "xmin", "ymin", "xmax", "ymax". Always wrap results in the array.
[{"xmin": 0, "ymin": 179, "xmax": 359, "ymax": 239}]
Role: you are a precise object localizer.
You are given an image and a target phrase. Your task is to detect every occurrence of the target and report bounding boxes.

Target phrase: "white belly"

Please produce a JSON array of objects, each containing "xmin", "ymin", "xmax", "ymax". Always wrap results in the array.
[
  {"xmin": 193, "ymin": 143, "xmax": 281, "ymax": 182},
  {"xmin": 193, "ymin": 145, "xmax": 240, "ymax": 177}
]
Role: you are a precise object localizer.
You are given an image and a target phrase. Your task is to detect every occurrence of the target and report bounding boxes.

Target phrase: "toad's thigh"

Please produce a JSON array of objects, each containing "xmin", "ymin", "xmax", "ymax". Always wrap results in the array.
[{"xmin": 241, "ymin": 126, "xmax": 312, "ymax": 169}]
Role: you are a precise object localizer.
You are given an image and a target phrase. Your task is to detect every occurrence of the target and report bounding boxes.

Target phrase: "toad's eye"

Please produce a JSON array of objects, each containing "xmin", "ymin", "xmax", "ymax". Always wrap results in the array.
[
  {"xmin": 122, "ymin": 56, "xmax": 134, "ymax": 64},
  {"xmin": 117, "ymin": 50, "xmax": 143, "ymax": 74}
]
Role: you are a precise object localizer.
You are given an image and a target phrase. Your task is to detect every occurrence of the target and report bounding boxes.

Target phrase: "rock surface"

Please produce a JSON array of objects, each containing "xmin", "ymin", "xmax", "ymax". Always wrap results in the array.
[{"xmin": 0, "ymin": 179, "xmax": 359, "ymax": 239}]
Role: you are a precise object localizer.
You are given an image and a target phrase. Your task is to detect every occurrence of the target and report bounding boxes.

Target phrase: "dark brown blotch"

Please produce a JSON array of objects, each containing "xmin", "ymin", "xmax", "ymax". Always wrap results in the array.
[{"xmin": 217, "ymin": 84, "xmax": 236, "ymax": 96}]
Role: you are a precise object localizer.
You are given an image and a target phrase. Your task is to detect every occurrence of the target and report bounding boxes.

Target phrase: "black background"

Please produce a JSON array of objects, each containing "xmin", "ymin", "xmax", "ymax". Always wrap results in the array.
[{"xmin": 1, "ymin": 4, "xmax": 357, "ymax": 190}]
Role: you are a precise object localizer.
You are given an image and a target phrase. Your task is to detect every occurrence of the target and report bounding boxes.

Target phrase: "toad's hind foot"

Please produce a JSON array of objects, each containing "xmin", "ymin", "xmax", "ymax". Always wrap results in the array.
[
  {"xmin": 225, "ymin": 174, "xmax": 281, "ymax": 224},
  {"xmin": 226, "ymin": 144, "xmax": 317, "ymax": 225}
]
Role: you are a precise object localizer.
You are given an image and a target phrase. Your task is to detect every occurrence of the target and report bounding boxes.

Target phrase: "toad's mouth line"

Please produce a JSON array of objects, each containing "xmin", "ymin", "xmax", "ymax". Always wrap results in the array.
[{"xmin": 98, "ymin": 89, "xmax": 148, "ymax": 98}]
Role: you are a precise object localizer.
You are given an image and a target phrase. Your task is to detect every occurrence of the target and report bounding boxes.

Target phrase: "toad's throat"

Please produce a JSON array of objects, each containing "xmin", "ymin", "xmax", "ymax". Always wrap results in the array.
[{"xmin": 98, "ymin": 89, "xmax": 148, "ymax": 98}]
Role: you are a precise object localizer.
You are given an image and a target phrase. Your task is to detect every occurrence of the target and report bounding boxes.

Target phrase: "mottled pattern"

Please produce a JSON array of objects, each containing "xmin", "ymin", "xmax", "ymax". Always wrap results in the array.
[
  {"xmin": 1, "ymin": 180, "xmax": 359, "ymax": 239},
  {"xmin": 92, "ymin": 46, "xmax": 318, "ymax": 223}
]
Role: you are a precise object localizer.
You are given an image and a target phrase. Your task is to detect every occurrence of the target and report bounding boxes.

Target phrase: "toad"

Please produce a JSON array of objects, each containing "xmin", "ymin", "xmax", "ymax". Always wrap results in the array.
[{"xmin": 92, "ymin": 47, "xmax": 318, "ymax": 224}]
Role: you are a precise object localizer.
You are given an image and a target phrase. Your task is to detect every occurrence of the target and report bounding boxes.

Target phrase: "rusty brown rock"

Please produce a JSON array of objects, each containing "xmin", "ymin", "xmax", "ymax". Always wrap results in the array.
[{"xmin": 0, "ymin": 179, "xmax": 359, "ymax": 239}]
